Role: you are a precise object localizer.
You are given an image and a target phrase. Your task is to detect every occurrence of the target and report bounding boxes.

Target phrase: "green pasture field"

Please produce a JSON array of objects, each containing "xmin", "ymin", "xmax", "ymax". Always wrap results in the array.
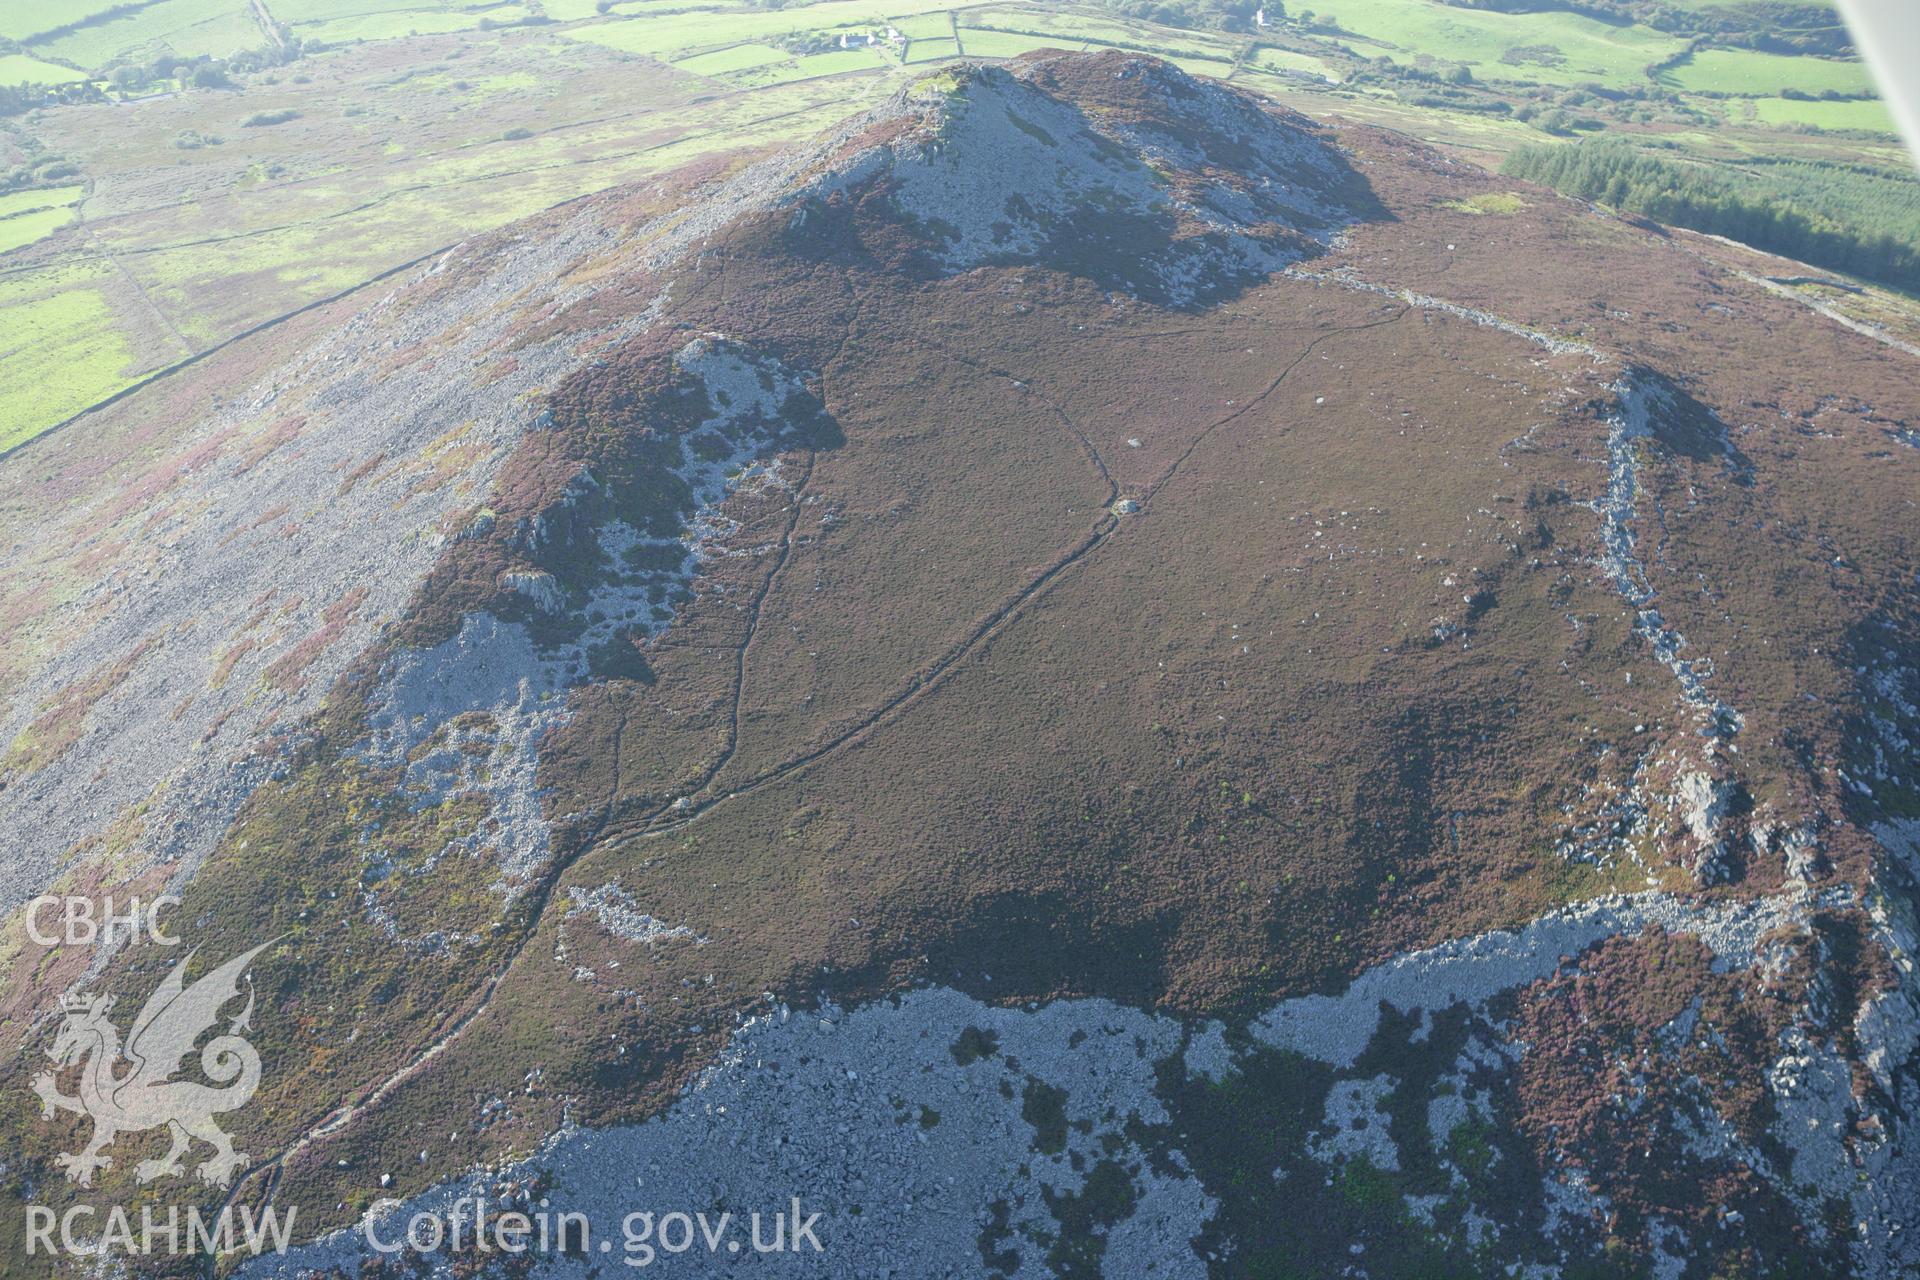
[
  {"xmin": 907, "ymin": 35, "xmax": 958, "ymax": 61},
  {"xmin": 1163, "ymin": 53, "xmax": 1235, "ymax": 77},
  {"xmin": 1747, "ymin": 95, "xmax": 1897, "ymax": 134},
  {"xmin": 32, "ymin": 0, "xmax": 265, "ymax": 68},
  {"xmin": 0, "ymin": 264, "xmax": 134, "ymax": 451},
  {"xmin": 1250, "ymin": 45, "xmax": 1338, "ymax": 81},
  {"xmin": 671, "ymin": 43, "xmax": 793, "ymax": 76},
  {"xmin": 0, "ymin": 185, "xmax": 85, "ymax": 257},
  {"xmin": 712, "ymin": 44, "xmax": 895, "ymax": 87},
  {"xmin": 952, "ymin": 26, "xmax": 1061, "ymax": 59},
  {"xmin": 1662, "ymin": 48, "xmax": 1875, "ymax": 97},
  {"xmin": 780, "ymin": 44, "xmax": 896, "ymax": 75},
  {"xmin": 0, "ymin": 185, "xmax": 86, "ymax": 218},
  {"xmin": 0, "ymin": 53, "xmax": 89, "ymax": 84},
  {"xmin": 889, "ymin": 12, "xmax": 954, "ymax": 37},
  {"xmin": 0, "ymin": 0, "xmax": 122, "ymax": 42},
  {"xmin": 0, "ymin": 204, "xmax": 78, "ymax": 255},
  {"xmin": 1299, "ymin": 0, "xmax": 1687, "ymax": 88},
  {"xmin": 275, "ymin": 0, "xmax": 539, "ymax": 44}
]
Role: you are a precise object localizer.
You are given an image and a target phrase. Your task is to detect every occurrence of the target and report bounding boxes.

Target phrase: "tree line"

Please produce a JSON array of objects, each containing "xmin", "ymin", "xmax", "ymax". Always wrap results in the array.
[
  {"xmin": 1500, "ymin": 139, "xmax": 1920, "ymax": 291},
  {"xmin": 0, "ymin": 33, "xmax": 312, "ymax": 118}
]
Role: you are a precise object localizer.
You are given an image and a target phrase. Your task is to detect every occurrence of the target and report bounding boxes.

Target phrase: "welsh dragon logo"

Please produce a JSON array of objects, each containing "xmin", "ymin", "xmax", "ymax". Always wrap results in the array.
[{"xmin": 33, "ymin": 942, "xmax": 271, "ymax": 1189}]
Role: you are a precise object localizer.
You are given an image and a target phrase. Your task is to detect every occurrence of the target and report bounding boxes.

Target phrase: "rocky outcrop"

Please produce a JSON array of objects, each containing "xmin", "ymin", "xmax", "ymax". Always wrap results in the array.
[{"xmin": 796, "ymin": 53, "xmax": 1366, "ymax": 306}]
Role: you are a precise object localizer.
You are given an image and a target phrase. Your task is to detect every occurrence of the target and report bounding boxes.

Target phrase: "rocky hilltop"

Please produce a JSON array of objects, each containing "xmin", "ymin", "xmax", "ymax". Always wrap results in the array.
[
  {"xmin": 798, "ymin": 55, "xmax": 1368, "ymax": 302},
  {"xmin": 2, "ymin": 51, "xmax": 1917, "ymax": 1279}
]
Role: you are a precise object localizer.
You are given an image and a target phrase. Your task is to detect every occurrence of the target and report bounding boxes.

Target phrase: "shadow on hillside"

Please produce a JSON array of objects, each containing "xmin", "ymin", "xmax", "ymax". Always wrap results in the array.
[
  {"xmin": 923, "ymin": 891, "xmax": 1180, "ymax": 1007},
  {"xmin": 1633, "ymin": 365, "xmax": 1753, "ymax": 479}
]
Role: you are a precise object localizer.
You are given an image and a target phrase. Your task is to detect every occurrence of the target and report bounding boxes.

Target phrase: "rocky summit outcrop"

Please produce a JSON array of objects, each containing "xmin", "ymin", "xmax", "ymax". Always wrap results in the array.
[
  {"xmin": 4, "ymin": 49, "xmax": 1920, "ymax": 1280},
  {"xmin": 790, "ymin": 54, "xmax": 1367, "ymax": 305}
]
